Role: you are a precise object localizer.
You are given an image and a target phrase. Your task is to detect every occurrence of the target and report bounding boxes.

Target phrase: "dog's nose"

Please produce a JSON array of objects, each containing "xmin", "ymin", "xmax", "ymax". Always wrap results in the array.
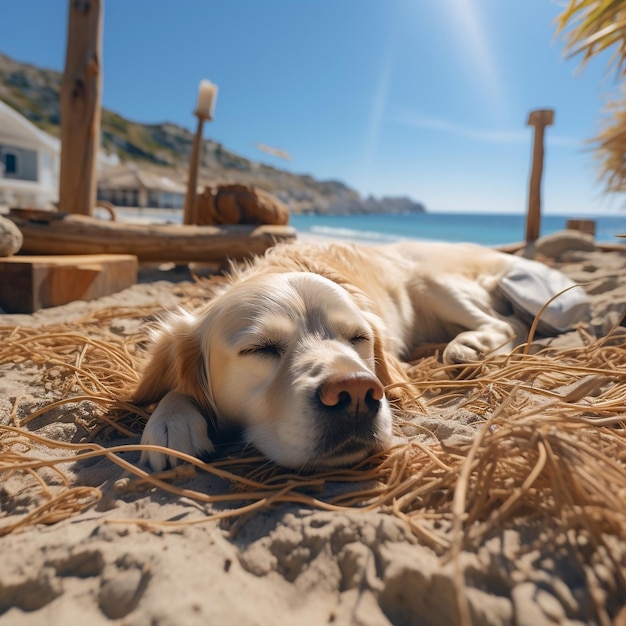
[{"xmin": 318, "ymin": 373, "xmax": 384, "ymax": 417}]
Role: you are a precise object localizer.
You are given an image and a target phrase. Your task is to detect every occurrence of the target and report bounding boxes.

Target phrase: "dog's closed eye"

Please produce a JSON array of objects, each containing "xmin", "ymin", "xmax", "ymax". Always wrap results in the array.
[
  {"xmin": 239, "ymin": 341, "xmax": 286, "ymax": 358},
  {"xmin": 348, "ymin": 332, "xmax": 370, "ymax": 346}
]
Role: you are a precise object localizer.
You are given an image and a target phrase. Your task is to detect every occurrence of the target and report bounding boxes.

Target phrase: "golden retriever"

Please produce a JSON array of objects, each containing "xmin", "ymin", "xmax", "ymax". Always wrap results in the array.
[{"xmin": 133, "ymin": 240, "xmax": 589, "ymax": 471}]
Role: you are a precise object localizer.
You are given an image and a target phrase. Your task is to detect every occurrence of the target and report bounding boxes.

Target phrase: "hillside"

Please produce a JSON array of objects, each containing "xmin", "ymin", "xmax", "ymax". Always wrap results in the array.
[{"xmin": 0, "ymin": 52, "xmax": 425, "ymax": 215}]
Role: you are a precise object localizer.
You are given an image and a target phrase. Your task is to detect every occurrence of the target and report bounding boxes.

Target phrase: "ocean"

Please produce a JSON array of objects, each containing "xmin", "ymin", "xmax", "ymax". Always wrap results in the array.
[
  {"xmin": 289, "ymin": 212, "xmax": 626, "ymax": 247},
  {"xmin": 114, "ymin": 208, "xmax": 626, "ymax": 247}
]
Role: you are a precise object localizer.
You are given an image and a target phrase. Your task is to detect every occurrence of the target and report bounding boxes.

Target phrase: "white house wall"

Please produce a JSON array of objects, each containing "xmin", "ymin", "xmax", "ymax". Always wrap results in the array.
[
  {"xmin": 0, "ymin": 101, "xmax": 60, "ymax": 207},
  {"xmin": 38, "ymin": 146, "xmax": 60, "ymax": 191},
  {"xmin": 0, "ymin": 143, "xmax": 58, "ymax": 207}
]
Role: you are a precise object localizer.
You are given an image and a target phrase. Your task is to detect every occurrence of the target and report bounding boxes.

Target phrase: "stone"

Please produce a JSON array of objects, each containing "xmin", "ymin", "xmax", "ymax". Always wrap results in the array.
[
  {"xmin": 512, "ymin": 582, "xmax": 569, "ymax": 626},
  {"xmin": 0, "ymin": 215, "xmax": 23, "ymax": 257},
  {"xmin": 533, "ymin": 229, "xmax": 596, "ymax": 260},
  {"xmin": 98, "ymin": 561, "xmax": 149, "ymax": 619},
  {"xmin": 196, "ymin": 184, "xmax": 290, "ymax": 226}
]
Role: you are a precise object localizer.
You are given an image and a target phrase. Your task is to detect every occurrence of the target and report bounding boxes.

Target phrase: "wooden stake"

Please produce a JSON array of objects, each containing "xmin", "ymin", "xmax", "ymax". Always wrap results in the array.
[
  {"xmin": 183, "ymin": 80, "xmax": 217, "ymax": 225},
  {"xmin": 525, "ymin": 109, "xmax": 554, "ymax": 243},
  {"xmin": 59, "ymin": 0, "xmax": 103, "ymax": 216},
  {"xmin": 183, "ymin": 115, "xmax": 208, "ymax": 225}
]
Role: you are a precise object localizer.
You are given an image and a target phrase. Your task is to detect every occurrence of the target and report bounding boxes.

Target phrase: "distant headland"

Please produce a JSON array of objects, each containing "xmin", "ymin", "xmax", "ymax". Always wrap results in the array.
[{"xmin": 0, "ymin": 52, "xmax": 425, "ymax": 216}]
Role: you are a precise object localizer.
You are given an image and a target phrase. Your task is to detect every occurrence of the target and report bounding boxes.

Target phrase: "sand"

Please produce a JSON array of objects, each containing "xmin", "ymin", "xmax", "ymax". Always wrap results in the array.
[{"xmin": 1, "ymin": 234, "xmax": 625, "ymax": 626}]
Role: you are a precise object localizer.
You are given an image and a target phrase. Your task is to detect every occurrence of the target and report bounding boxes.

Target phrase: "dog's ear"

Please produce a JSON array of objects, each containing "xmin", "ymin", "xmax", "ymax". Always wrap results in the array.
[
  {"xmin": 365, "ymin": 312, "xmax": 416, "ymax": 407},
  {"xmin": 132, "ymin": 312, "xmax": 215, "ymax": 415}
]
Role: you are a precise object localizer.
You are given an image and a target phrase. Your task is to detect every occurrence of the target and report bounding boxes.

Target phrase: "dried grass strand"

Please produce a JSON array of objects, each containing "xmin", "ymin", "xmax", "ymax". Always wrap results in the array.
[{"xmin": 1, "ymin": 291, "xmax": 625, "ymax": 610}]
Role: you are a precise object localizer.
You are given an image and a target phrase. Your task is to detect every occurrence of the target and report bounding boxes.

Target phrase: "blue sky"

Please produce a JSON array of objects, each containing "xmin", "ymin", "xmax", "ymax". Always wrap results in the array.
[{"xmin": 1, "ymin": 0, "xmax": 623, "ymax": 214}]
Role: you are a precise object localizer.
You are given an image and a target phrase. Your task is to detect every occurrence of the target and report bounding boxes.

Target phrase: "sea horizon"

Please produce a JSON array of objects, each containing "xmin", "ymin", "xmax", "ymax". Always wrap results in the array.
[
  {"xmin": 112, "ymin": 207, "xmax": 626, "ymax": 248},
  {"xmin": 290, "ymin": 212, "xmax": 626, "ymax": 246}
]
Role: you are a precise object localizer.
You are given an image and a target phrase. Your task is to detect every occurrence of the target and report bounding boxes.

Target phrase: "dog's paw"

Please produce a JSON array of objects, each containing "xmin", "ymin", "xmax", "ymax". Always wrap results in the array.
[
  {"xmin": 443, "ymin": 339, "xmax": 482, "ymax": 365},
  {"xmin": 443, "ymin": 330, "xmax": 509, "ymax": 365},
  {"xmin": 139, "ymin": 391, "xmax": 214, "ymax": 471}
]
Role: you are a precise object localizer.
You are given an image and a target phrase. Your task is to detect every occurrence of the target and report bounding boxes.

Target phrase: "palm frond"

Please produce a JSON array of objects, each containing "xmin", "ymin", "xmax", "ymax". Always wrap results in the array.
[
  {"xmin": 591, "ymin": 88, "xmax": 626, "ymax": 191},
  {"xmin": 556, "ymin": 0, "xmax": 626, "ymax": 193},
  {"xmin": 556, "ymin": 0, "xmax": 626, "ymax": 78}
]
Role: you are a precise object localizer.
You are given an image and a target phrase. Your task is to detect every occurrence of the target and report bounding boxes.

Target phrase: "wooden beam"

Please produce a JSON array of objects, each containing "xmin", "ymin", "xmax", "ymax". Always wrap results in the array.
[
  {"xmin": 8, "ymin": 209, "xmax": 297, "ymax": 264},
  {"xmin": 58, "ymin": 0, "xmax": 103, "ymax": 216}
]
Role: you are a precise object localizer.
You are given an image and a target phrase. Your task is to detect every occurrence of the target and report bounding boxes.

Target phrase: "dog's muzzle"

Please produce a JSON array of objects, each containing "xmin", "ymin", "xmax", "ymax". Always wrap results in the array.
[{"xmin": 314, "ymin": 372, "xmax": 385, "ymax": 462}]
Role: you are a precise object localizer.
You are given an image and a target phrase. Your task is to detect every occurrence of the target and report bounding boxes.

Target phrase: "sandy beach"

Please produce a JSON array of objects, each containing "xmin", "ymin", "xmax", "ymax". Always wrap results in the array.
[{"xmin": 1, "ymin": 232, "xmax": 625, "ymax": 626}]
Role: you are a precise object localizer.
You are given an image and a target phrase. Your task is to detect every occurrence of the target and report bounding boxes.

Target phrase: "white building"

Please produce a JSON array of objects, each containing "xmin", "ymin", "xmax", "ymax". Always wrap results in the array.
[
  {"xmin": 0, "ymin": 100, "xmax": 119, "ymax": 209},
  {"xmin": 0, "ymin": 99, "xmax": 60, "ymax": 208}
]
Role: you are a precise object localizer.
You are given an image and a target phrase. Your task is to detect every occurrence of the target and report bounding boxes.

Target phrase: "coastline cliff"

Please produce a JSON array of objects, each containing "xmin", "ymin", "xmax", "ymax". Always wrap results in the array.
[{"xmin": 0, "ymin": 52, "xmax": 425, "ymax": 215}]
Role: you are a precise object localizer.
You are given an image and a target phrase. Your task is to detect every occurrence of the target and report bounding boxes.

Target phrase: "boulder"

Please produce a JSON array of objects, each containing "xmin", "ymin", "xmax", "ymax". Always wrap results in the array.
[
  {"xmin": 196, "ymin": 184, "xmax": 290, "ymax": 226},
  {"xmin": 533, "ymin": 229, "xmax": 596, "ymax": 260},
  {"xmin": 0, "ymin": 215, "xmax": 23, "ymax": 257}
]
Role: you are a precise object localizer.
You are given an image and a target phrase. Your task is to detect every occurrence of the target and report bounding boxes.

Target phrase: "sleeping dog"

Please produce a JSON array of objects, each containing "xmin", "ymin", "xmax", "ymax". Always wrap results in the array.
[{"xmin": 133, "ymin": 240, "xmax": 589, "ymax": 471}]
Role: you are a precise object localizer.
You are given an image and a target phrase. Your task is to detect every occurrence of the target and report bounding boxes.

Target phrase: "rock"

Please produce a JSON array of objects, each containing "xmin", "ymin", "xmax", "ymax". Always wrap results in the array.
[
  {"xmin": 533, "ymin": 229, "xmax": 596, "ymax": 260},
  {"xmin": 98, "ymin": 560, "xmax": 150, "ymax": 619},
  {"xmin": 512, "ymin": 582, "xmax": 574, "ymax": 626},
  {"xmin": 196, "ymin": 184, "xmax": 290, "ymax": 226},
  {"xmin": 0, "ymin": 566, "xmax": 62, "ymax": 613},
  {"xmin": 0, "ymin": 215, "xmax": 23, "ymax": 256}
]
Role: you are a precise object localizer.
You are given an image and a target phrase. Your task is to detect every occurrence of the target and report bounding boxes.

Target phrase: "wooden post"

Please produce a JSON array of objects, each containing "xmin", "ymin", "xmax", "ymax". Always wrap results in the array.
[
  {"xmin": 525, "ymin": 109, "xmax": 554, "ymax": 243},
  {"xmin": 59, "ymin": 0, "xmax": 103, "ymax": 216},
  {"xmin": 183, "ymin": 115, "xmax": 207, "ymax": 225},
  {"xmin": 183, "ymin": 80, "xmax": 217, "ymax": 225},
  {"xmin": 566, "ymin": 218, "xmax": 596, "ymax": 238}
]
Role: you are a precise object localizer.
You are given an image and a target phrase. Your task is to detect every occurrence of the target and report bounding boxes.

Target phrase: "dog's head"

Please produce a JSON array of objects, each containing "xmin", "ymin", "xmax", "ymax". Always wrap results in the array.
[{"xmin": 134, "ymin": 271, "xmax": 402, "ymax": 469}]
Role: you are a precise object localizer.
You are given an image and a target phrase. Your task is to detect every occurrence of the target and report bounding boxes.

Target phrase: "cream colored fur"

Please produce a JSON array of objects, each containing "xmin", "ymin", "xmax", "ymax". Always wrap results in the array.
[{"xmin": 134, "ymin": 240, "xmax": 551, "ymax": 470}]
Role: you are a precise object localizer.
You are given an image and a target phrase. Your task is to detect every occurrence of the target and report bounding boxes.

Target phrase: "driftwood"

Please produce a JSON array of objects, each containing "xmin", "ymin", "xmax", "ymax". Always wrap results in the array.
[{"xmin": 8, "ymin": 209, "xmax": 296, "ymax": 264}]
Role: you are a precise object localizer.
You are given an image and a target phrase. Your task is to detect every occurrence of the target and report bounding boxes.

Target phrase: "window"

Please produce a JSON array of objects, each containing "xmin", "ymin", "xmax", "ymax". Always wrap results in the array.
[{"xmin": 4, "ymin": 153, "xmax": 17, "ymax": 174}]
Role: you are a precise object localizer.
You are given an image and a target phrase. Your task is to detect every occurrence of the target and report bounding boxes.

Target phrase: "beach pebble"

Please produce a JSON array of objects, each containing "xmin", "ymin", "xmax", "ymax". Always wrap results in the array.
[
  {"xmin": 98, "ymin": 561, "xmax": 150, "ymax": 619},
  {"xmin": 0, "ymin": 566, "xmax": 62, "ymax": 613},
  {"xmin": 512, "ymin": 582, "xmax": 570, "ymax": 626},
  {"xmin": 0, "ymin": 215, "xmax": 23, "ymax": 256},
  {"xmin": 533, "ymin": 229, "xmax": 596, "ymax": 260}
]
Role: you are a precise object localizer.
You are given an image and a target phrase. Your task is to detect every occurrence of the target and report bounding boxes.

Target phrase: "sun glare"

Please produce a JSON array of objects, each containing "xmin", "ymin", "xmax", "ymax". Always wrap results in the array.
[{"xmin": 444, "ymin": 0, "xmax": 506, "ymax": 115}]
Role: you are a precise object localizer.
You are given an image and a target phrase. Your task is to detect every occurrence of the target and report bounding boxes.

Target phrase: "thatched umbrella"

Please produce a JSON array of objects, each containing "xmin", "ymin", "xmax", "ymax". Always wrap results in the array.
[{"xmin": 556, "ymin": 0, "xmax": 626, "ymax": 193}]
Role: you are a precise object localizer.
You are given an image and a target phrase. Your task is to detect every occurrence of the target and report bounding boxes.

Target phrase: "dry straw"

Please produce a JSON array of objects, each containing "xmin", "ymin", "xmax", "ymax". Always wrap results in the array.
[{"xmin": 1, "ymin": 285, "xmax": 625, "ymax": 619}]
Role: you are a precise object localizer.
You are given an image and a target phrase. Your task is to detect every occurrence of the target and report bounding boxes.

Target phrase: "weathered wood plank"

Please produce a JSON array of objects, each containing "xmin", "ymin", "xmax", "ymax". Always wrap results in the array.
[
  {"xmin": 0, "ymin": 254, "xmax": 137, "ymax": 313},
  {"xmin": 7, "ymin": 209, "xmax": 297, "ymax": 264}
]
